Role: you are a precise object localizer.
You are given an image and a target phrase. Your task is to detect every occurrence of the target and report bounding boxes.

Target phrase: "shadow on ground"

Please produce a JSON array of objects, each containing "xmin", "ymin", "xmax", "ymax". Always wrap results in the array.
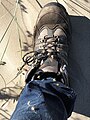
[{"xmin": 69, "ymin": 16, "xmax": 90, "ymax": 117}]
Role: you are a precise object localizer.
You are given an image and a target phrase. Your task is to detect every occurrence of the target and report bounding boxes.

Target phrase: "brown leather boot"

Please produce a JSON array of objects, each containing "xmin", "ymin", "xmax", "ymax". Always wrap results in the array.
[{"xmin": 23, "ymin": 2, "xmax": 72, "ymax": 86}]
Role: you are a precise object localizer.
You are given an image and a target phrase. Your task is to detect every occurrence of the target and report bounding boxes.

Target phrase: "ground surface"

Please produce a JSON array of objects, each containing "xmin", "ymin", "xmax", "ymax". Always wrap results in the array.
[{"xmin": 0, "ymin": 0, "xmax": 90, "ymax": 120}]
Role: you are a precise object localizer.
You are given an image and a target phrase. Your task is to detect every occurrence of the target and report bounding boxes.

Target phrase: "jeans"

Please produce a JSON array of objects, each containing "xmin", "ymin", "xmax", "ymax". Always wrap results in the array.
[{"xmin": 10, "ymin": 78, "xmax": 76, "ymax": 120}]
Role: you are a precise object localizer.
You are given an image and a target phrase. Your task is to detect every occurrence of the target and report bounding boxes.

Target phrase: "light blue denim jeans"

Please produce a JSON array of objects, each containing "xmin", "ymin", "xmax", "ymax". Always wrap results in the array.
[{"xmin": 10, "ymin": 78, "xmax": 76, "ymax": 120}]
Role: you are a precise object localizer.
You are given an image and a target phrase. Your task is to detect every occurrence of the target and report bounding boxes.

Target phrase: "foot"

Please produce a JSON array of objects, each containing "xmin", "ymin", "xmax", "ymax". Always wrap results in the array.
[{"xmin": 23, "ymin": 2, "xmax": 71, "ymax": 85}]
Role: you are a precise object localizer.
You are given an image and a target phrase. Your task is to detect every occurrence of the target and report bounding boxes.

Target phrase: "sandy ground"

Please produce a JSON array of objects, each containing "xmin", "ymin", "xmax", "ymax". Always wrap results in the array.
[{"xmin": 0, "ymin": 0, "xmax": 90, "ymax": 119}]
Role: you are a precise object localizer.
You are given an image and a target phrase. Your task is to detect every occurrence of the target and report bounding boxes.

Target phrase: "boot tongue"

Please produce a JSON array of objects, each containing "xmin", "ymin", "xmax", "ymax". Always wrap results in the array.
[
  {"xmin": 32, "ymin": 57, "xmax": 58, "ymax": 80},
  {"xmin": 39, "ymin": 57, "xmax": 58, "ymax": 73}
]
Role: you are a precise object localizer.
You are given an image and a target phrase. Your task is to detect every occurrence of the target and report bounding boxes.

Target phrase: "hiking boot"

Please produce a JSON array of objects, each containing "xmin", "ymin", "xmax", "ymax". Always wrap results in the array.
[{"xmin": 23, "ymin": 2, "xmax": 72, "ymax": 86}]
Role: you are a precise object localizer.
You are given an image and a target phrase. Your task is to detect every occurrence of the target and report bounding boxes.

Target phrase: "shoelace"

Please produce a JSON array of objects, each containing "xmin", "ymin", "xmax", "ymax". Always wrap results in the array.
[
  {"xmin": 23, "ymin": 35, "xmax": 68, "ymax": 65},
  {"xmin": 22, "ymin": 35, "xmax": 69, "ymax": 85}
]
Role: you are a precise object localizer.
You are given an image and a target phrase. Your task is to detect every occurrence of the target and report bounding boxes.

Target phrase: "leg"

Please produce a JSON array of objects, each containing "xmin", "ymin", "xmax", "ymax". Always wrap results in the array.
[
  {"xmin": 10, "ymin": 81, "xmax": 53, "ymax": 120},
  {"xmin": 11, "ymin": 2, "xmax": 76, "ymax": 120},
  {"xmin": 11, "ymin": 78, "xmax": 76, "ymax": 120}
]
